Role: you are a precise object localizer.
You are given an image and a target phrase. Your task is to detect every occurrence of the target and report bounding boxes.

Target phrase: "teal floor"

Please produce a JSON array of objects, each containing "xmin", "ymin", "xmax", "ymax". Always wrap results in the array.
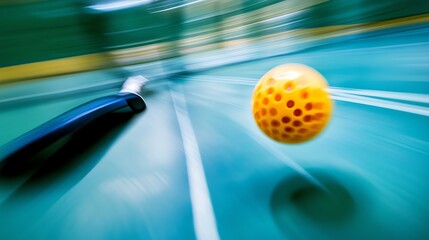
[{"xmin": 0, "ymin": 24, "xmax": 428, "ymax": 240}]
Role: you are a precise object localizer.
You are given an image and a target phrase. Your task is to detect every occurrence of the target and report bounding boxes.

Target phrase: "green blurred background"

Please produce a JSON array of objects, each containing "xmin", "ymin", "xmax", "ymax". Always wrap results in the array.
[{"xmin": 1, "ymin": 0, "xmax": 428, "ymax": 68}]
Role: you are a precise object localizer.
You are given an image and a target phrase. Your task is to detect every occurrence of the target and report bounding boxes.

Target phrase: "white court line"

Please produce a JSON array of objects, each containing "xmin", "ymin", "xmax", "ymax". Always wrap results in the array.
[
  {"xmin": 329, "ymin": 88, "xmax": 429, "ymax": 104},
  {"xmin": 331, "ymin": 92, "xmax": 429, "ymax": 116},
  {"xmin": 170, "ymin": 88, "xmax": 220, "ymax": 240}
]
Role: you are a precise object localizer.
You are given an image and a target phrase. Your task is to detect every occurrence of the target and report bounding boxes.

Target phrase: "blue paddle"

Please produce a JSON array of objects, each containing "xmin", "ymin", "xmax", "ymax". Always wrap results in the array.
[{"xmin": 0, "ymin": 76, "xmax": 148, "ymax": 170}]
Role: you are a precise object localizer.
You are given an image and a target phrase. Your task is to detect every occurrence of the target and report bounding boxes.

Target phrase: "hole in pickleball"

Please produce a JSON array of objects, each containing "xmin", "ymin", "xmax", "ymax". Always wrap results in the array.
[
  {"xmin": 261, "ymin": 108, "xmax": 267, "ymax": 116},
  {"xmin": 254, "ymin": 112, "xmax": 260, "ymax": 120},
  {"xmin": 284, "ymin": 82, "xmax": 294, "ymax": 91},
  {"xmin": 314, "ymin": 102, "xmax": 323, "ymax": 110},
  {"xmin": 287, "ymin": 100, "xmax": 295, "ymax": 108},
  {"xmin": 301, "ymin": 91, "xmax": 309, "ymax": 99},
  {"xmin": 303, "ymin": 115, "xmax": 312, "ymax": 122},
  {"xmin": 293, "ymin": 109, "xmax": 302, "ymax": 117},
  {"xmin": 281, "ymin": 116, "xmax": 290, "ymax": 123},
  {"xmin": 270, "ymin": 108, "xmax": 277, "ymax": 116},
  {"xmin": 263, "ymin": 98, "xmax": 269, "ymax": 105},
  {"xmin": 314, "ymin": 113, "xmax": 324, "ymax": 120},
  {"xmin": 285, "ymin": 127, "xmax": 294, "ymax": 133},
  {"xmin": 271, "ymin": 120, "xmax": 280, "ymax": 127},
  {"xmin": 267, "ymin": 87, "xmax": 274, "ymax": 95},
  {"xmin": 275, "ymin": 94, "xmax": 282, "ymax": 101},
  {"xmin": 293, "ymin": 120, "xmax": 302, "ymax": 127},
  {"xmin": 262, "ymin": 120, "xmax": 268, "ymax": 127},
  {"xmin": 305, "ymin": 103, "xmax": 312, "ymax": 111}
]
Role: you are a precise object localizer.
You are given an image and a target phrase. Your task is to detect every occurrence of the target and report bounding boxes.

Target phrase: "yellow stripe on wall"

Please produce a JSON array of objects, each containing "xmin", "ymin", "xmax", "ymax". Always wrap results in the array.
[
  {"xmin": 0, "ymin": 54, "xmax": 109, "ymax": 84},
  {"xmin": 308, "ymin": 13, "xmax": 429, "ymax": 38}
]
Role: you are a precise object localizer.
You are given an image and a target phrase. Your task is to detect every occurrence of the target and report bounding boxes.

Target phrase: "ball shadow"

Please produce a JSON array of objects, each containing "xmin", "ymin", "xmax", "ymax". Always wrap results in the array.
[{"xmin": 271, "ymin": 169, "xmax": 358, "ymax": 233}]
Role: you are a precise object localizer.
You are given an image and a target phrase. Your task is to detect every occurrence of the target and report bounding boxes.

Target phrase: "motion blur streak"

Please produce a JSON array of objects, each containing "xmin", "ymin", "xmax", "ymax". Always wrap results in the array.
[
  {"xmin": 154, "ymin": 0, "xmax": 209, "ymax": 13},
  {"xmin": 330, "ymin": 93, "xmax": 429, "ymax": 116},
  {"xmin": 329, "ymin": 88, "xmax": 429, "ymax": 103},
  {"xmin": 175, "ymin": 74, "xmax": 429, "ymax": 115},
  {"xmin": 88, "ymin": 0, "xmax": 154, "ymax": 11}
]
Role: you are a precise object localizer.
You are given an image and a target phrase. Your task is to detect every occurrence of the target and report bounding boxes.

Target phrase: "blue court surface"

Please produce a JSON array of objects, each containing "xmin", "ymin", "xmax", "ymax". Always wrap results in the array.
[{"xmin": 0, "ymin": 21, "xmax": 428, "ymax": 240}]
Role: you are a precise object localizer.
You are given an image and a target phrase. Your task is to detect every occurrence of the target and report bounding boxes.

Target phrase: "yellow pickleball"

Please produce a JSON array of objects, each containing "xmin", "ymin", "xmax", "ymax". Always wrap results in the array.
[{"xmin": 252, "ymin": 64, "xmax": 333, "ymax": 144}]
